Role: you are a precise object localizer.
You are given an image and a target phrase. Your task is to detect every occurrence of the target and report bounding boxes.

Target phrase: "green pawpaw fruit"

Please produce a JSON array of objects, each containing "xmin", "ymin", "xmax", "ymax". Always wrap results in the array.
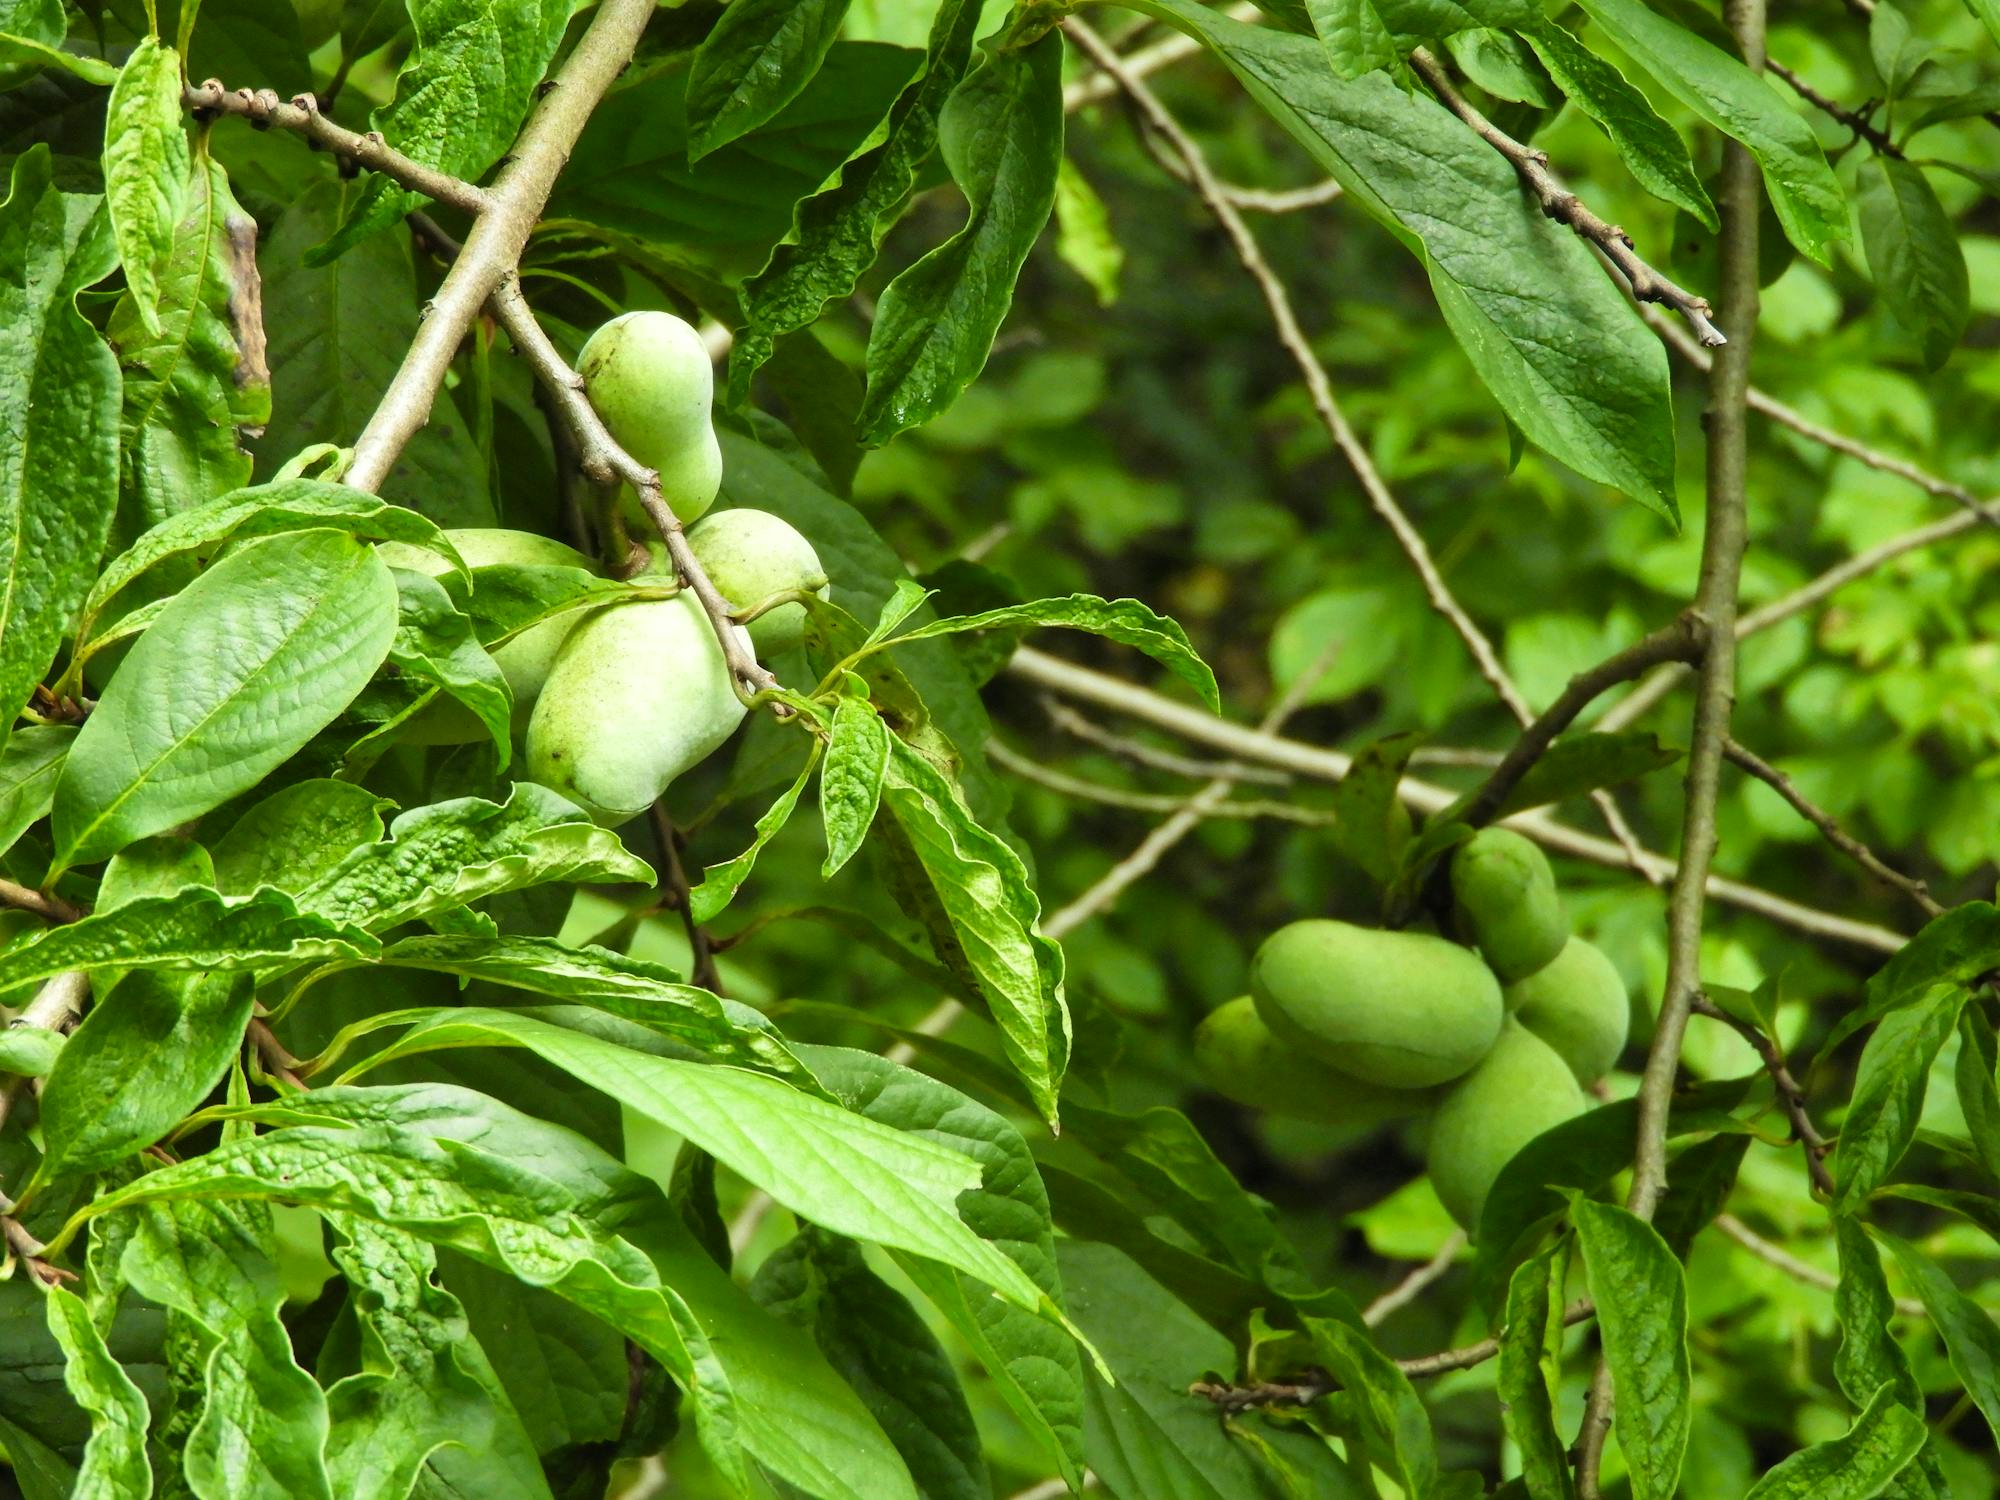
[
  {"xmin": 578, "ymin": 310, "xmax": 722, "ymax": 524},
  {"xmin": 378, "ymin": 528, "xmax": 598, "ymax": 740},
  {"xmin": 1448, "ymin": 827, "xmax": 1569, "ymax": 982},
  {"xmin": 1505, "ymin": 937, "xmax": 1629, "ymax": 1085},
  {"xmin": 686, "ymin": 508, "xmax": 829, "ymax": 656},
  {"xmin": 1426, "ymin": 1020, "xmax": 1586, "ymax": 1231},
  {"xmin": 525, "ymin": 591, "xmax": 747, "ymax": 824},
  {"xmin": 1194, "ymin": 996, "xmax": 1432, "ymax": 1126},
  {"xmin": 1249, "ymin": 919, "xmax": 1504, "ymax": 1089}
]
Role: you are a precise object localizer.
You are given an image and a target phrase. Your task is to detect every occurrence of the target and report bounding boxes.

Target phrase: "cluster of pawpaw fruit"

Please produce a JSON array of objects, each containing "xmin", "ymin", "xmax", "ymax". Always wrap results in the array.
[
  {"xmin": 1194, "ymin": 828, "xmax": 1629, "ymax": 1232},
  {"xmin": 385, "ymin": 310, "xmax": 830, "ymax": 824}
]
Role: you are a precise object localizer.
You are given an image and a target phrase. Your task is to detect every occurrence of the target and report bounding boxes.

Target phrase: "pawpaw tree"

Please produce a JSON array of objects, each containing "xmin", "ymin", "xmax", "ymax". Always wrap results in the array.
[{"xmin": 0, "ymin": 0, "xmax": 1998, "ymax": 1496}]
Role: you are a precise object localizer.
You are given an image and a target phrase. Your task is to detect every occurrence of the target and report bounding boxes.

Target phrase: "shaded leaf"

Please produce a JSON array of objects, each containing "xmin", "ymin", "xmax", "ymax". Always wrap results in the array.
[
  {"xmin": 1498, "ymin": 1242, "xmax": 1576, "ymax": 1500},
  {"xmin": 210, "ymin": 779, "xmax": 392, "ymax": 896},
  {"xmin": 1833, "ymin": 983, "xmax": 1968, "ymax": 1209},
  {"xmin": 1742, "ymin": 1382, "xmax": 1925, "ymax": 1500},
  {"xmin": 1569, "ymin": 1197, "xmax": 1690, "ymax": 1500},
  {"xmin": 688, "ymin": 742, "xmax": 822, "ymax": 925},
  {"xmin": 685, "ymin": 0, "xmax": 851, "ymax": 159},
  {"xmin": 0, "ymin": 723, "xmax": 72, "ymax": 856},
  {"xmin": 1874, "ymin": 1230, "xmax": 2000, "ymax": 1444},
  {"xmin": 1857, "ymin": 157, "xmax": 1969, "ymax": 372}
]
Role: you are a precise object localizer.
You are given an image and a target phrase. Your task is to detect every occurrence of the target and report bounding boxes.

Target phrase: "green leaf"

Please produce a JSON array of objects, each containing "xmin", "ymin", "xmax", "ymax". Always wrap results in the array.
[
  {"xmin": 1569, "ymin": 1197, "xmax": 1690, "ymax": 1500},
  {"xmin": 1833, "ymin": 983, "xmax": 1969, "ymax": 1209},
  {"xmin": 1053, "ymin": 156, "xmax": 1123, "ymax": 305},
  {"xmin": 1446, "ymin": 27, "xmax": 1558, "ymax": 105},
  {"xmin": 323, "ymin": 1215, "xmax": 550, "ymax": 1500},
  {"xmin": 210, "ymin": 780, "xmax": 392, "ymax": 896},
  {"xmin": 0, "ymin": 887, "xmax": 377, "ymax": 991},
  {"xmin": 44, "ymin": 1285, "xmax": 152, "ymax": 1500},
  {"xmin": 452, "ymin": 562, "xmax": 638, "ymax": 649},
  {"xmin": 1955, "ymin": 1006, "xmax": 2000, "ymax": 1182},
  {"xmin": 1832, "ymin": 1214, "xmax": 1928, "ymax": 1411},
  {"xmin": 1966, "ymin": 0, "xmax": 2000, "ymax": 49},
  {"xmin": 1331, "ymin": 732, "xmax": 1418, "ymax": 886},
  {"xmin": 342, "ymin": 1009, "xmax": 1046, "ymax": 1309},
  {"xmin": 688, "ymin": 744, "xmax": 822, "ymax": 925},
  {"xmin": 39, "ymin": 970, "xmax": 252, "ymax": 1177},
  {"xmin": 1122, "ymin": 0, "xmax": 1678, "ymax": 516},
  {"xmin": 1521, "ymin": 21, "xmax": 1715, "ymax": 227},
  {"xmin": 1827, "ymin": 903, "xmax": 2000, "ymax": 1055},
  {"xmin": 384, "ymin": 568, "xmax": 513, "ymax": 768},
  {"xmin": 315, "ymin": 0, "xmax": 572, "ymax": 262},
  {"xmin": 0, "ymin": 1410, "xmax": 77, "ymax": 1500},
  {"xmin": 685, "ymin": 0, "xmax": 851, "ymax": 160},
  {"xmin": 1492, "ymin": 731, "xmax": 1682, "ymax": 817},
  {"xmin": 880, "ymin": 735, "xmax": 1069, "ymax": 1124},
  {"xmin": 120, "ymin": 1199, "xmax": 334, "ymax": 1499},
  {"xmin": 80, "ymin": 479, "xmax": 456, "ymax": 648},
  {"xmin": 292, "ymin": 783, "xmax": 653, "ymax": 932},
  {"xmin": 53, "ymin": 528, "xmax": 399, "ymax": 872},
  {"xmin": 0, "ymin": 1024, "xmax": 63, "ymax": 1075},
  {"xmin": 753, "ymin": 1228, "xmax": 990, "ymax": 1500},
  {"xmin": 102, "ymin": 38, "xmax": 189, "ymax": 335},
  {"xmin": 1305, "ymin": 0, "xmax": 1400, "ymax": 80},
  {"xmin": 1498, "ymin": 1243, "xmax": 1576, "ymax": 1500},
  {"xmin": 1652, "ymin": 1132, "xmax": 1751, "ymax": 1260},
  {"xmin": 732, "ymin": 0, "xmax": 983, "ymax": 397},
  {"xmin": 1743, "ymin": 1381, "xmax": 1925, "ymax": 1500},
  {"xmin": 801, "ymin": 1044, "xmax": 1086, "ymax": 1486},
  {"xmin": 109, "ymin": 150, "xmax": 270, "ymax": 531},
  {"xmin": 1570, "ymin": 0, "xmax": 1846, "ymax": 263},
  {"xmin": 365, "ymin": 932, "xmax": 810, "ymax": 1078},
  {"xmin": 0, "ymin": 149, "xmax": 120, "ymax": 749},
  {"xmin": 0, "ymin": 723, "xmax": 72, "ymax": 856},
  {"xmin": 0, "ymin": 31, "xmax": 116, "ymax": 84},
  {"xmin": 1857, "ymin": 157, "xmax": 1969, "ymax": 372},
  {"xmin": 875, "ymin": 592, "xmax": 1219, "ymax": 712},
  {"xmin": 860, "ymin": 33, "xmax": 1063, "ymax": 442},
  {"xmin": 1295, "ymin": 1309, "xmax": 1439, "ymax": 1497},
  {"xmin": 1874, "ymin": 1230, "xmax": 2000, "ymax": 1444},
  {"xmin": 821, "ymin": 695, "xmax": 891, "ymax": 877}
]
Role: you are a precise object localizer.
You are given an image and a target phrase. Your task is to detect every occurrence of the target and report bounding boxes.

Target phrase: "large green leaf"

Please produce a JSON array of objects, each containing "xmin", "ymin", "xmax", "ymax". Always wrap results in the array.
[
  {"xmin": 1306, "ymin": 0, "xmax": 1530, "ymax": 78},
  {"xmin": 210, "ymin": 779, "xmax": 393, "ymax": 896},
  {"xmin": 1295, "ymin": 1309, "xmax": 1439, "ymax": 1497},
  {"xmin": 38, "ymin": 970, "xmax": 252, "ymax": 1178},
  {"xmin": 53, "ymin": 528, "xmax": 399, "ymax": 872},
  {"xmin": 684, "ymin": 0, "xmax": 852, "ymax": 160},
  {"xmin": 0, "ymin": 149, "xmax": 120, "ymax": 750},
  {"xmin": 880, "ymin": 734, "xmax": 1068, "ymax": 1124},
  {"xmin": 1570, "ymin": 1197, "xmax": 1690, "ymax": 1500},
  {"xmin": 1833, "ymin": 983, "xmax": 1969, "ymax": 1210},
  {"xmin": 314, "ymin": 0, "xmax": 572, "ymax": 262},
  {"xmin": 1120, "ymin": 0, "xmax": 1677, "ymax": 516},
  {"xmin": 1857, "ymin": 157, "xmax": 1969, "ymax": 373},
  {"xmin": 43, "ymin": 1285, "xmax": 152, "ymax": 1500},
  {"xmin": 102, "ymin": 38, "xmax": 189, "ymax": 334},
  {"xmin": 292, "ymin": 784, "xmax": 653, "ymax": 932},
  {"xmin": 1571, "ymin": 0, "xmax": 1846, "ymax": 262},
  {"xmin": 1875, "ymin": 1230, "xmax": 2000, "ymax": 1444},
  {"xmin": 1741, "ymin": 1381, "xmax": 1926, "ymax": 1500},
  {"xmin": 109, "ymin": 151, "xmax": 270, "ymax": 531},
  {"xmin": 861, "ymin": 32, "xmax": 1063, "ymax": 443},
  {"xmin": 731, "ymin": 0, "xmax": 982, "ymax": 396}
]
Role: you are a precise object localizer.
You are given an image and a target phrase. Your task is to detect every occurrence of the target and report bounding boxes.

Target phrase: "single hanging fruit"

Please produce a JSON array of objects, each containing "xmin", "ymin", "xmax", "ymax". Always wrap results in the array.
[
  {"xmin": 686, "ymin": 508, "xmax": 829, "ymax": 656},
  {"xmin": 1426, "ymin": 1020, "xmax": 1586, "ymax": 1231},
  {"xmin": 1505, "ymin": 936, "xmax": 1630, "ymax": 1085},
  {"xmin": 1449, "ymin": 827, "xmax": 1569, "ymax": 983},
  {"xmin": 578, "ymin": 310, "xmax": 723, "ymax": 524}
]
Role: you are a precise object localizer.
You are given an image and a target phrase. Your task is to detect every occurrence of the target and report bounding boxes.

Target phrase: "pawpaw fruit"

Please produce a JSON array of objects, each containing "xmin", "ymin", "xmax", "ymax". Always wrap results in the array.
[
  {"xmin": 525, "ymin": 591, "xmax": 747, "ymax": 824},
  {"xmin": 686, "ymin": 508, "xmax": 829, "ymax": 656},
  {"xmin": 1425, "ymin": 1020, "xmax": 1586, "ymax": 1231},
  {"xmin": 578, "ymin": 310, "xmax": 722, "ymax": 524},
  {"xmin": 1194, "ymin": 996, "xmax": 1431, "ymax": 1126},
  {"xmin": 1249, "ymin": 919, "xmax": 1504, "ymax": 1089},
  {"xmin": 1448, "ymin": 827, "xmax": 1569, "ymax": 983},
  {"xmin": 378, "ymin": 528, "xmax": 598, "ymax": 739},
  {"xmin": 1505, "ymin": 937, "xmax": 1629, "ymax": 1085}
]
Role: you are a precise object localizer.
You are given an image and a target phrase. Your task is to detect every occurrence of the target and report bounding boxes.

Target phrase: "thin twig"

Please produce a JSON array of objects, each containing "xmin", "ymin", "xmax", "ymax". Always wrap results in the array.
[
  {"xmin": 183, "ymin": 81, "xmax": 492, "ymax": 214},
  {"xmin": 0, "ymin": 1214, "xmax": 74, "ymax": 1285},
  {"xmin": 1193, "ymin": 1298, "xmax": 1597, "ymax": 1409},
  {"xmin": 1713, "ymin": 1213, "xmax": 1926, "ymax": 1315},
  {"xmin": 649, "ymin": 804, "xmax": 722, "ymax": 992},
  {"xmin": 1061, "ymin": 3, "xmax": 1258, "ymax": 110},
  {"xmin": 987, "ymin": 740, "xmax": 1333, "ymax": 824},
  {"xmin": 1362, "ymin": 1232, "xmax": 1466, "ymax": 1327},
  {"xmin": 1005, "ymin": 647, "xmax": 1905, "ymax": 953},
  {"xmin": 1409, "ymin": 49, "xmax": 1724, "ymax": 346},
  {"xmin": 1041, "ymin": 696, "xmax": 1291, "ymax": 784},
  {"xmin": 1690, "ymin": 995, "xmax": 1836, "ymax": 1198},
  {"xmin": 1722, "ymin": 739, "xmax": 1942, "ymax": 918},
  {"xmin": 1062, "ymin": 15, "xmax": 1653, "ymax": 879},
  {"xmin": 1766, "ymin": 61, "xmax": 1903, "ymax": 158},
  {"xmin": 344, "ymin": 0, "xmax": 659, "ymax": 493}
]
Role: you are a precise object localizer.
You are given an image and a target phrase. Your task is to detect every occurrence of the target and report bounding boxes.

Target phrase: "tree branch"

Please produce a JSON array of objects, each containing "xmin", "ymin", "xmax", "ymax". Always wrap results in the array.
[
  {"xmin": 649, "ymin": 803, "xmax": 722, "ymax": 992},
  {"xmin": 344, "ymin": 0, "xmax": 658, "ymax": 494},
  {"xmin": 1713, "ymin": 1213, "xmax": 1924, "ymax": 1313},
  {"xmin": 987, "ymin": 739, "xmax": 1334, "ymax": 824},
  {"xmin": 183, "ymin": 82, "xmax": 492, "ymax": 213},
  {"xmin": 1766, "ymin": 61, "xmax": 1903, "ymax": 158},
  {"xmin": 1409, "ymin": 49, "xmax": 1725, "ymax": 346},
  {"xmin": 0, "ymin": 877, "xmax": 83, "ymax": 924},
  {"xmin": 1361, "ymin": 1231, "xmax": 1465, "ymax": 1327},
  {"xmin": 1690, "ymin": 993, "xmax": 1836, "ymax": 1197}
]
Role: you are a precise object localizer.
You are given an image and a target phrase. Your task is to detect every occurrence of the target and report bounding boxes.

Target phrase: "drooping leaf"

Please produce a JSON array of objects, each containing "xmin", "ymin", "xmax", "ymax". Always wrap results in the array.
[
  {"xmin": 1741, "ymin": 1381, "xmax": 1926, "ymax": 1500},
  {"xmin": 687, "ymin": 742, "xmax": 822, "ymax": 925},
  {"xmin": 313, "ymin": 0, "xmax": 572, "ymax": 262},
  {"xmin": 0, "ymin": 887, "xmax": 377, "ymax": 991},
  {"xmin": 1874, "ymin": 1230, "xmax": 2000, "ymax": 1443},
  {"xmin": 1833, "ymin": 983, "xmax": 1969, "ymax": 1210},
  {"xmin": 1570, "ymin": 0, "xmax": 1846, "ymax": 262},
  {"xmin": 102, "ymin": 38, "xmax": 189, "ymax": 334},
  {"xmin": 1569, "ymin": 1197, "xmax": 1690, "ymax": 1500},
  {"xmin": 1119, "ymin": 0, "xmax": 1678, "ymax": 516},
  {"xmin": 1304, "ymin": 0, "xmax": 1400, "ymax": 79},
  {"xmin": 44, "ymin": 1285, "xmax": 153, "ymax": 1500},
  {"xmin": 39, "ymin": 970, "xmax": 253, "ymax": 1177},
  {"xmin": 292, "ymin": 784, "xmax": 653, "ymax": 933},
  {"xmin": 731, "ymin": 0, "xmax": 983, "ymax": 396},
  {"xmin": 109, "ymin": 149, "xmax": 271, "ymax": 531},
  {"xmin": 1955, "ymin": 1005, "xmax": 2000, "ymax": 1183},
  {"xmin": 53, "ymin": 528, "xmax": 399, "ymax": 872},
  {"xmin": 1330, "ymin": 732, "xmax": 1418, "ymax": 886},
  {"xmin": 1857, "ymin": 156, "xmax": 1970, "ymax": 372},
  {"xmin": 1830, "ymin": 1213, "xmax": 1943, "ymax": 1500},
  {"xmin": 0, "ymin": 149, "xmax": 120, "ymax": 751},
  {"xmin": 821, "ymin": 694, "xmax": 891, "ymax": 877},
  {"xmin": 685, "ymin": 0, "xmax": 852, "ymax": 159},
  {"xmin": 879, "ymin": 734, "xmax": 1069, "ymax": 1124},
  {"xmin": 1295, "ymin": 1309, "xmax": 1440, "ymax": 1497},
  {"xmin": 1498, "ymin": 1242, "xmax": 1576, "ymax": 1500},
  {"xmin": 860, "ymin": 32, "xmax": 1064, "ymax": 443}
]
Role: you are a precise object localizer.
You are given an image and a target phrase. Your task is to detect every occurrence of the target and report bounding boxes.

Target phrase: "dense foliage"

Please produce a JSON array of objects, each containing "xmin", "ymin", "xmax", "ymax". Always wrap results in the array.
[{"xmin": 0, "ymin": 0, "xmax": 1998, "ymax": 1496}]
